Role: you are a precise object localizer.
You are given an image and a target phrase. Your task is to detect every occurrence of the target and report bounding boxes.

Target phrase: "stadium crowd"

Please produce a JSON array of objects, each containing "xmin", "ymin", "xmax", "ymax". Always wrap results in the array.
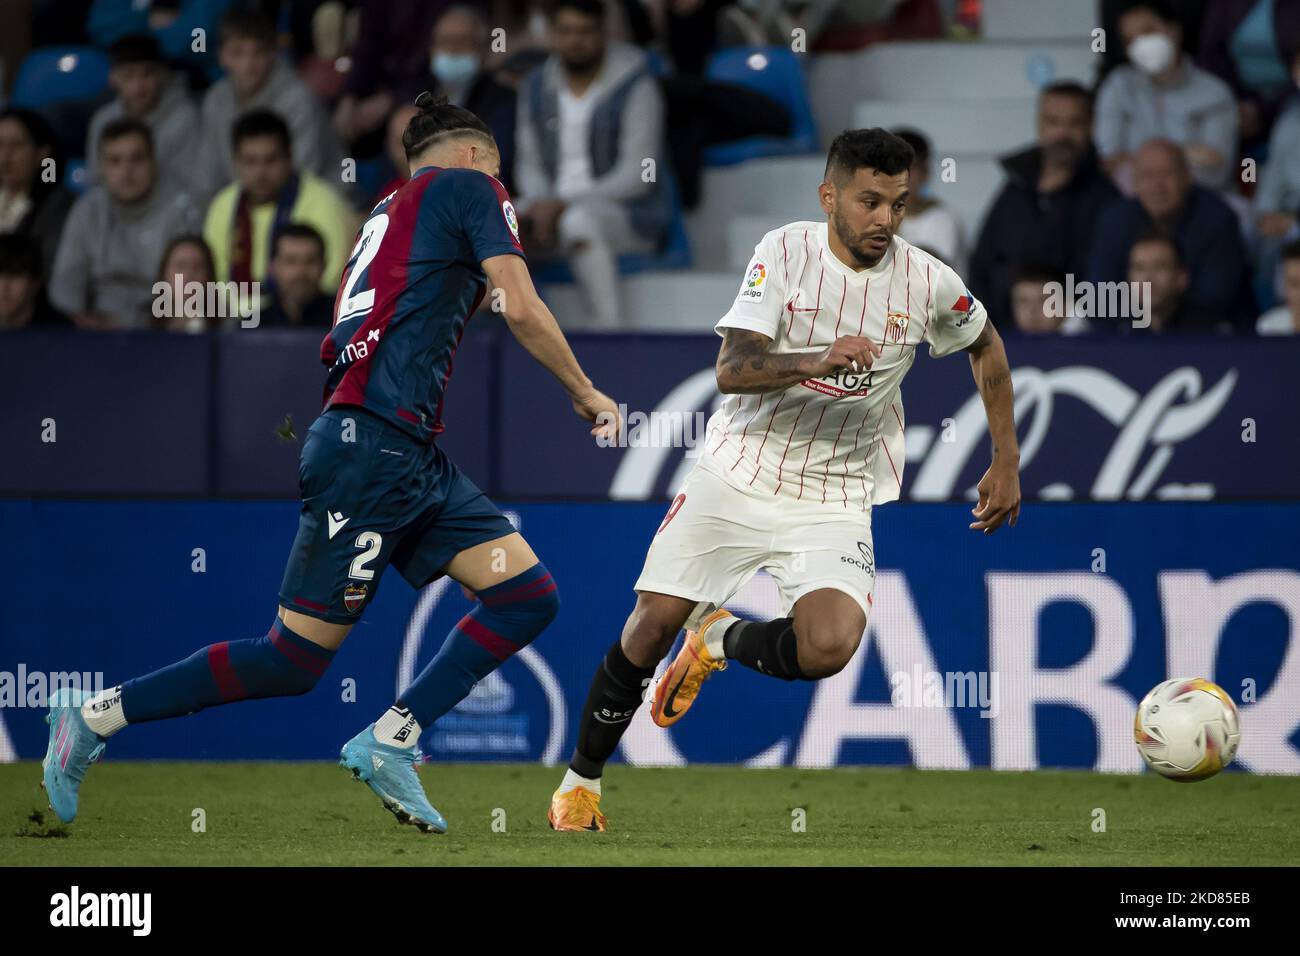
[{"xmin": 0, "ymin": 0, "xmax": 1297, "ymax": 337}]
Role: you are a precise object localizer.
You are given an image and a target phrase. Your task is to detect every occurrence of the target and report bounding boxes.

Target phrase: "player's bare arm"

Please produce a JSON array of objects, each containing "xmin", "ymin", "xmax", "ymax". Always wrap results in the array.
[
  {"xmin": 715, "ymin": 328, "xmax": 882, "ymax": 394},
  {"xmin": 964, "ymin": 321, "xmax": 1021, "ymax": 534},
  {"xmin": 482, "ymin": 253, "xmax": 621, "ymax": 442}
]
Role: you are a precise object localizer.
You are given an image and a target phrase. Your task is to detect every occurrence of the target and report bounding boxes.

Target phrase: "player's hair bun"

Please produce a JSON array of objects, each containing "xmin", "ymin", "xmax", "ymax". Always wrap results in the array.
[{"xmin": 414, "ymin": 91, "xmax": 449, "ymax": 112}]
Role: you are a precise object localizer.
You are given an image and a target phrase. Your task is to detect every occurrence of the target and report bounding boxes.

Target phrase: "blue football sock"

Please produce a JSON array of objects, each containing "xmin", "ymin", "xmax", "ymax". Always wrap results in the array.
[
  {"xmin": 120, "ymin": 618, "xmax": 335, "ymax": 723},
  {"xmin": 397, "ymin": 563, "xmax": 559, "ymax": 728}
]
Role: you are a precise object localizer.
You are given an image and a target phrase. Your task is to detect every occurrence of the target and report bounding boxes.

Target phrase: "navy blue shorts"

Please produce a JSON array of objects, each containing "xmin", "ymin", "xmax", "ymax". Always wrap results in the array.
[{"xmin": 278, "ymin": 407, "xmax": 515, "ymax": 623}]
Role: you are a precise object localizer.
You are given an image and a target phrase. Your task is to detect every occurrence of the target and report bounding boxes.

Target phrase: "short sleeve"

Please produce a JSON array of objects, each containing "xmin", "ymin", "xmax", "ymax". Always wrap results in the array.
[
  {"xmin": 456, "ymin": 170, "xmax": 525, "ymax": 263},
  {"xmin": 925, "ymin": 260, "xmax": 987, "ymax": 357},
  {"xmin": 715, "ymin": 230, "xmax": 786, "ymax": 340}
]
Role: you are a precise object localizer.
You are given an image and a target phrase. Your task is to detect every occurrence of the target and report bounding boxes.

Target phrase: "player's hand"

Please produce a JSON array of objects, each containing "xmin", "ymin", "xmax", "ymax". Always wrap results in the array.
[
  {"xmin": 809, "ymin": 335, "xmax": 882, "ymax": 378},
  {"xmin": 571, "ymin": 386, "xmax": 622, "ymax": 444},
  {"xmin": 969, "ymin": 460, "xmax": 1021, "ymax": 534}
]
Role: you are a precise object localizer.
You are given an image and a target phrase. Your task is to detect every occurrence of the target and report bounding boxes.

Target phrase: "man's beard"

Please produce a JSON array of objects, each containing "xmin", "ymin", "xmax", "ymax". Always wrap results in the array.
[
  {"xmin": 562, "ymin": 52, "xmax": 602, "ymax": 75},
  {"xmin": 834, "ymin": 212, "xmax": 888, "ymax": 267}
]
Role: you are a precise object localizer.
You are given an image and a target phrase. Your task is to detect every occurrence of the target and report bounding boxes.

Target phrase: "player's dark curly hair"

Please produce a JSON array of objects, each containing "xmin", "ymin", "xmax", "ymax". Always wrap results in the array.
[
  {"xmin": 825, "ymin": 128, "xmax": 915, "ymax": 184},
  {"xmin": 403, "ymin": 92, "xmax": 494, "ymax": 161}
]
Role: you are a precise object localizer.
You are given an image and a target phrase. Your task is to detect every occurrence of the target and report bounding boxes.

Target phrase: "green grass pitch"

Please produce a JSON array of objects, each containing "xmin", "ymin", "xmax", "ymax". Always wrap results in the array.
[{"xmin": 3, "ymin": 762, "xmax": 1298, "ymax": 866}]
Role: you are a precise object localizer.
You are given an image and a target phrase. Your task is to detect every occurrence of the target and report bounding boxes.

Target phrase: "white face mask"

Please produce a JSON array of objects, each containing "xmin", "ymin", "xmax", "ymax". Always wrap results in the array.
[{"xmin": 1128, "ymin": 32, "xmax": 1177, "ymax": 75}]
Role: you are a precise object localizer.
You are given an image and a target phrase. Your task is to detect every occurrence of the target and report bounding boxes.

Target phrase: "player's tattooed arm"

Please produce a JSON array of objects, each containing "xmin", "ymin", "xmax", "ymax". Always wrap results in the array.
[
  {"xmin": 715, "ymin": 329, "xmax": 881, "ymax": 394},
  {"xmin": 965, "ymin": 321, "xmax": 1021, "ymax": 533}
]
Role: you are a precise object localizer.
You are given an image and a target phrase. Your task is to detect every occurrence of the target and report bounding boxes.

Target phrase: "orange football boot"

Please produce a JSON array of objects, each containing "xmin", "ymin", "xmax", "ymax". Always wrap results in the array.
[
  {"xmin": 547, "ymin": 786, "xmax": 608, "ymax": 832},
  {"xmin": 651, "ymin": 608, "xmax": 734, "ymax": 727}
]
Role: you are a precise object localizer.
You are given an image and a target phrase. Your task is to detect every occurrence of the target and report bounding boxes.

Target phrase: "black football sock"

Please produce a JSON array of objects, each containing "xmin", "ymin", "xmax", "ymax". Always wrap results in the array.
[
  {"xmin": 722, "ymin": 617, "xmax": 806, "ymax": 681},
  {"xmin": 569, "ymin": 640, "xmax": 655, "ymax": 779}
]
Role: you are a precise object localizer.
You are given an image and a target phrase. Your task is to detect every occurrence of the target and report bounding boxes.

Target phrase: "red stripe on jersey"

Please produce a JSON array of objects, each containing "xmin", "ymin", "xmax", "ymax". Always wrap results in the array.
[
  {"xmin": 920, "ymin": 262, "xmax": 933, "ymax": 342},
  {"xmin": 781, "ymin": 232, "xmax": 789, "ymax": 285},
  {"xmin": 772, "ymin": 399, "xmax": 809, "ymax": 494},
  {"xmin": 846, "ymin": 404, "xmax": 875, "ymax": 504},
  {"xmin": 857, "ymin": 279, "xmax": 869, "ymax": 335},
  {"xmin": 804, "ymin": 256, "xmax": 824, "ymax": 346},
  {"xmin": 860, "ymin": 400, "xmax": 893, "ymax": 510},
  {"xmin": 787, "ymin": 230, "xmax": 811, "ymax": 337},
  {"xmin": 824, "ymin": 405, "xmax": 853, "ymax": 506},
  {"xmin": 747, "ymin": 393, "xmax": 787, "ymax": 486},
  {"xmin": 795, "ymin": 404, "xmax": 828, "ymax": 500},
  {"xmin": 730, "ymin": 395, "xmax": 767, "ymax": 470},
  {"xmin": 832, "ymin": 274, "xmax": 847, "ymax": 337},
  {"xmin": 326, "ymin": 172, "xmax": 431, "ymax": 410}
]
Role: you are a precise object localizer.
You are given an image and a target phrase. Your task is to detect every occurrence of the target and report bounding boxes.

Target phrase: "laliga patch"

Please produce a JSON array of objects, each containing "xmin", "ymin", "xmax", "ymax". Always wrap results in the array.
[
  {"xmin": 502, "ymin": 200, "xmax": 520, "ymax": 241},
  {"xmin": 343, "ymin": 583, "xmax": 368, "ymax": 614},
  {"xmin": 738, "ymin": 261, "xmax": 767, "ymax": 301}
]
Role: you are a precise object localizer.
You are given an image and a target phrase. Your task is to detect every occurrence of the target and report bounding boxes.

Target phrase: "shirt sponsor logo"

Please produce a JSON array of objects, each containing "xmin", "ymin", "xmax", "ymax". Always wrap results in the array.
[
  {"xmin": 739, "ymin": 262, "xmax": 767, "ymax": 301},
  {"xmin": 801, "ymin": 367, "xmax": 875, "ymax": 398},
  {"xmin": 952, "ymin": 291, "xmax": 976, "ymax": 327}
]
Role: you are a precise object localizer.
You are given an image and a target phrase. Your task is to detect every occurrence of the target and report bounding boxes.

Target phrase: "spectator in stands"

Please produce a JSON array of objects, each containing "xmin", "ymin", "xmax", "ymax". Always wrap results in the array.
[
  {"xmin": 0, "ymin": 234, "xmax": 66, "ymax": 330},
  {"xmin": 260, "ymin": 223, "xmax": 334, "ymax": 326},
  {"xmin": 152, "ymin": 233, "xmax": 219, "ymax": 333},
  {"xmin": 1126, "ymin": 231, "xmax": 1209, "ymax": 333},
  {"xmin": 969, "ymin": 82, "xmax": 1119, "ymax": 329},
  {"xmin": 88, "ymin": 0, "xmax": 235, "ymax": 81},
  {"xmin": 413, "ymin": 5, "xmax": 518, "ymax": 192},
  {"xmin": 50, "ymin": 119, "xmax": 201, "ymax": 330},
  {"xmin": 894, "ymin": 128, "xmax": 964, "ymax": 274},
  {"xmin": 1088, "ymin": 139, "xmax": 1253, "ymax": 329},
  {"xmin": 515, "ymin": 0, "xmax": 671, "ymax": 328},
  {"xmin": 1197, "ymin": 0, "xmax": 1300, "ymax": 147},
  {"xmin": 204, "ymin": 110, "xmax": 356, "ymax": 292},
  {"xmin": 1256, "ymin": 239, "xmax": 1300, "ymax": 334},
  {"xmin": 374, "ymin": 104, "xmax": 422, "ymax": 203},
  {"xmin": 1007, "ymin": 264, "xmax": 1090, "ymax": 336},
  {"xmin": 0, "ymin": 109, "xmax": 74, "ymax": 274},
  {"xmin": 333, "ymin": 0, "xmax": 449, "ymax": 156},
  {"xmin": 1254, "ymin": 45, "xmax": 1300, "ymax": 242},
  {"xmin": 87, "ymin": 34, "xmax": 204, "ymax": 197},
  {"xmin": 1095, "ymin": 0, "xmax": 1238, "ymax": 191},
  {"xmin": 200, "ymin": 7, "xmax": 341, "ymax": 197}
]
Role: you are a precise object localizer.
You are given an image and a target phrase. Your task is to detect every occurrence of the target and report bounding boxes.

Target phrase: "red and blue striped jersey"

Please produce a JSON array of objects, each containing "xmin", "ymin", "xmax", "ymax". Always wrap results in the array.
[{"xmin": 320, "ymin": 165, "xmax": 524, "ymax": 441}]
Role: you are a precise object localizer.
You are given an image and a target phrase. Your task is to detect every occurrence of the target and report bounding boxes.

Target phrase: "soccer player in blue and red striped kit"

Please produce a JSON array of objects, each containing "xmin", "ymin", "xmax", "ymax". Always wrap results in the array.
[{"xmin": 42, "ymin": 94, "xmax": 621, "ymax": 833}]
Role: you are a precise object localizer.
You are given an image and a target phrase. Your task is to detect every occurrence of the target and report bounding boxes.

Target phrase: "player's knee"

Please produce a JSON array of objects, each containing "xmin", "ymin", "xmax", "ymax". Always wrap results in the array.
[
  {"xmin": 622, "ymin": 606, "xmax": 682, "ymax": 663},
  {"xmin": 796, "ymin": 623, "xmax": 862, "ymax": 678}
]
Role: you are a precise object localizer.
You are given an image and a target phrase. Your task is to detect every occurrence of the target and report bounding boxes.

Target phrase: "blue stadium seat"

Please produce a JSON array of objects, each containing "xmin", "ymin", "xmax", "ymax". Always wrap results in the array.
[
  {"xmin": 10, "ymin": 47, "xmax": 111, "ymax": 109},
  {"xmin": 702, "ymin": 46, "xmax": 819, "ymax": 167},
  {"xmin": 531, "ymin": 166, "xmax": 692, "ymax": 284}
]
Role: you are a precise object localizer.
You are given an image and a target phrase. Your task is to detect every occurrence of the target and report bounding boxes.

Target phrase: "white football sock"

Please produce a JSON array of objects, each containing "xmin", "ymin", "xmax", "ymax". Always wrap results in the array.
[
  {"xmin": 81, "ymin": 686, "xmax": 127, "ymax": 737},
  {"xmin": 558, "ymin": 768, "xmax": 600, "ymax": 796},
  {"xmin": 703, "ymin": 614, "xmax": 736, "ymax": 660},
  {"xmin": 373, "ymin": 706, "xmax": 421, "ymax": 748}
]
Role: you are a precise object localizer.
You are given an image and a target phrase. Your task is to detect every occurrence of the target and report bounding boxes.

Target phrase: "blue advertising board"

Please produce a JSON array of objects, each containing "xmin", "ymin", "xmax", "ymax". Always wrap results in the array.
[{"xmin": 2, "ymin": 500, "xmax": 1297, "ymax": 775}]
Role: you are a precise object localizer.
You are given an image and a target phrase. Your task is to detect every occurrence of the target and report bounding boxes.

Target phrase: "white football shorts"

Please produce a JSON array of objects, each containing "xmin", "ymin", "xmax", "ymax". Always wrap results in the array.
[{"xmin": 634, "ymin": 457, "xmax": 876, "ymax": 629}]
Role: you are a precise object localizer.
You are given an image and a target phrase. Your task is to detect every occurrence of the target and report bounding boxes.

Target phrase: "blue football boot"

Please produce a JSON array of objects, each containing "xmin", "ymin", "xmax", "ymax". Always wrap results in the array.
[
  {"xmin": 339, "ymin": 724, "xmax": 447, "ymax": 834},
  {"xmin": 42, "ymin": 687, "xmax": 107, "ymax": 823}
]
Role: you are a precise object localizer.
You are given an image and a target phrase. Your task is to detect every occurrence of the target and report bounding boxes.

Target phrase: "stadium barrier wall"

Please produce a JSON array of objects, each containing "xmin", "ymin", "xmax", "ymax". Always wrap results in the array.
[
  {"xmin": 1, "ymin": 330, "xmax": 1296, "ymax": 501},
  {"xmin": 2, "ymin": 500, "xmax": 1297, "ymax": 774}
]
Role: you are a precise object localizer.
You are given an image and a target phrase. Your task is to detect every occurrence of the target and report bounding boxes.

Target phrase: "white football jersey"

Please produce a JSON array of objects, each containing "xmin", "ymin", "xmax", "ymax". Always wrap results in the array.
[{"xmin": 698, "ymin": 220, "xmax": 987, "ymax": 510}]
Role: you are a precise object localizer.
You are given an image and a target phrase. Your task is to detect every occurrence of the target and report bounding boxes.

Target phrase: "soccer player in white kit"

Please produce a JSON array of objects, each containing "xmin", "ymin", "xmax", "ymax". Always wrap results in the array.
[{"xmin": 548, "ymin": 128, "xmax": 1022, "ymax": 832}]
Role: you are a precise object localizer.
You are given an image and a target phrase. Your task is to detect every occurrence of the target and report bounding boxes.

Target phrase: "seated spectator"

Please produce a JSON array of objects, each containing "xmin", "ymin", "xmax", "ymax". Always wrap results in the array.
[
  {"xmin": 0, "ymin": 235, "xmax": 66, "ymax": 330},
  {"xmin": 204, "ymin": 110, "xmax": 356, "ymax": 292},
  {"xmin": 1256, "ymin": 239, "xmax": 1300, "ymax": 335},
  {"xmin": 152, "ymin": 233, "xmax": 219, "ymax": 333},
  {"xmin": 1126, "ymin": 230, "xmax": 1205, "ymax": 332},
  {"xmin": 50, "ymin": 119, "xmax": 201, "ymax": 330},
  {"xmin": 1088, "ymin": 139, "xmax": 1253, "ymax": 328},
  {"xmin": 894, "ymin": 128, "xmax": 964, "ymax": 273},
  {"xmin": 1254, "ymin": 44, "xmax": 1300, "ymax": 242},
  {"xmin": 333, "ymin": 0, "xmax": 447, "ymax": 157},
  {"xmin": 1007, "ymin": 264, "xmax": 1090, "ymax": 336},
  {"xmin": 0, "ymin": 109, "xmax": 75, "ymax": 274},
  {"xmin": 374, "ymin": 104, "xmax": 423, "ymax": 203},
  {"xmin": 408, "ymin": 5, "xmax": 518, "ymax": 193},
  {"xmin": 515, "ymin": 0, "xmax": 671, "ymax": 328},
  {"xmin": 1096, "ymin": 0, "xmax": 1238, "ymax": 191},
  {"xmin": 200, "ymin": 7, "xmax": 342, "ymax": 197},
  {"xmin": 88, "ymin": 0, "xmax": 235, "ymax": 81},
  {"xmin": 970, "ymin": 82, "xmax": 1119, "ymax": 328},
  {"xmin": 260, "ymin": 224, "xmax": 335, "ymax": 327},
  {"xmin": 87, "ymin": 34, "xmax": 205, "ymax": 199},
  {"xmin": 1196, "ymin": 0, "xmax": 1300, "ymax": 147}
]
